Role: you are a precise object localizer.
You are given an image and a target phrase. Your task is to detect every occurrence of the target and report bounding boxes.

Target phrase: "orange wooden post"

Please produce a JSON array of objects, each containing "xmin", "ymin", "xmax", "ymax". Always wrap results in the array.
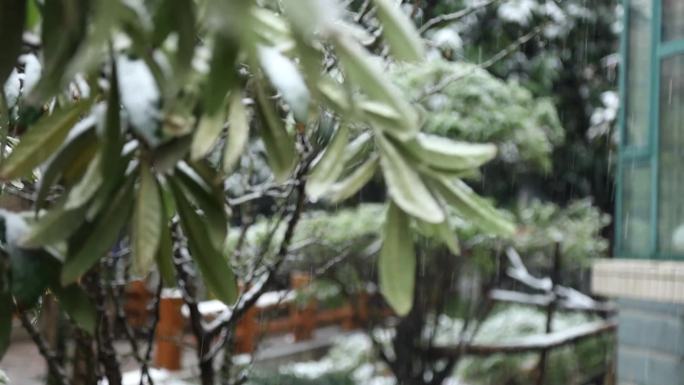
[
  {"xmin": 290, "ymin": 272, "xmax": 316, "ymax": 341},
  {"xmin": 356, "ymin": 291, "xmax": 369, "ymax": 327},
  {"xmin": 341, "ymin": 303, "xmax": 355, "ymax": 330},
  {"xmin": 125, "ymin": 280, "xmax": 152, "ymax": 329},
  {"xmin": 235, "ymin": 305, "xmax": 258, "ymax": 353},
  {"xmin": 155, "ymin": 290, "xmax": 184, "ymax": 371}
]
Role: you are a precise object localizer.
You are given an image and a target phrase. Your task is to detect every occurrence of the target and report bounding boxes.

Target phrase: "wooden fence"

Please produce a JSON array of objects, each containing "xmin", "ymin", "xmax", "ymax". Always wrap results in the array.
[
  {"xmin": 145, "ymin": 272, "xmax": 371, "ymax": 371},
  {"xmin": 126, "ymin": 247, "xmax": 616, "ymax": 383}
]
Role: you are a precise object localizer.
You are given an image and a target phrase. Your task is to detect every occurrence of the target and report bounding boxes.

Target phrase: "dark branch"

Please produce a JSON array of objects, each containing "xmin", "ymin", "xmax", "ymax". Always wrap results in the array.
[{"xmin": 16, "ymin": 306, "xmax": 70, "ymax": 385}]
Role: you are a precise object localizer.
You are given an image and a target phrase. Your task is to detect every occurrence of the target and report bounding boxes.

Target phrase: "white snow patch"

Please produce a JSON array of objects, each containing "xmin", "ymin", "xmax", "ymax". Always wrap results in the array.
[
  {"xmin": 498, "ymin": 0, "xmax": 537, "ymax": 25},
  {"xmin": 22, "ymin": 54, "xmax": 42, "ymax": 95},
  {"xmin": 117, "ymin": 56, "xmax": 161, "ymax": 146}
]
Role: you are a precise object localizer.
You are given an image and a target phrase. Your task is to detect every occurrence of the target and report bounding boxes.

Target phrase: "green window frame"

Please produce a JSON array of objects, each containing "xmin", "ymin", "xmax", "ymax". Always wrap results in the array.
[{"xmin": 616, "ymin": 0, "xmax": 684, "ymax": 259}]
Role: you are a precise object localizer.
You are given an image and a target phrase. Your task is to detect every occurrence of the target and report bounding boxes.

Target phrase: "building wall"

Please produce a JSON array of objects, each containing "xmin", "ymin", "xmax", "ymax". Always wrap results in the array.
[{"xmin": 617, "ymin": 298, "xmax": 684, "ymax": 385}]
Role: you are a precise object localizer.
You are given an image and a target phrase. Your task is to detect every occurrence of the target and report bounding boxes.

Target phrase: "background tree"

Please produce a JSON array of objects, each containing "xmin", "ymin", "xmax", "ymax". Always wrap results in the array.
[{"xmin": 418, "ymin": 0, "xmax": 620, "ymax": 224}]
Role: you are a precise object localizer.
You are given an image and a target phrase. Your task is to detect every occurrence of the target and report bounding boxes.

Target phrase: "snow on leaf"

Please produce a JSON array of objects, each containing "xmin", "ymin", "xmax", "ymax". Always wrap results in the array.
[
  {"xmin": 258, "ymin": 45, "xmax": 310, "ymax": 123},
  {"xmin": 117, "ymin": 57, "xmax": 161, "ymax": 147}
]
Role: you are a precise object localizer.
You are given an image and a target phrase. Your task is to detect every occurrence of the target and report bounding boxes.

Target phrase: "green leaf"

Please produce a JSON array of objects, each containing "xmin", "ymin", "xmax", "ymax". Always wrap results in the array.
[
  {"xmin": 248, "ymin": 8, "xmax": 294, "ymax": 49},
  {"xmin": 416, "ymin": 219, "xmax": 461, "ymax": 255},
  {"xmin": 191, "ymin": 105, "xmax": 227, "ymax": 161},
  {"xmin": 223, "ymin": 91, "xmax": 250, "ymax": 172},
  {"xmin": 25, "ymin": 0, "xmax": 40, "ymax": 30},
  {"xmin": 1, "ymin": 211, "xmax": 61, "ymax": 308},
  {"xmin": 155, "ymin": 202, "xmax": 176, "ymax": 287},
  {"xmin": 342, "ymin": 131, "xmax": 372, "ymax": 164},
  {"xmin": 100, "ymin": 59, "xmax": 125, "ymax": 180},
  {"xmin": 52, "ymin": 284, "xmax": 96, "ymax": 334},
  {"xmin": 170, "ymin": 178, "xmax": 237, "ymax": 305},
  {"xmin": 0, "ymin": 101, "xmax": 91, "ymax": 180},
  {"xmin": 306, "ymin": 125, "xmax": 349, "ymax": 202},
  {"xmin": 0, "ymin": 0, "xmax": 26, "ymax": 86},
  {"xmin": 63, "ymin": 0, "xmax": 122, "ymax": 79},
  {"xmin": 359, "ymin": 100, "xmax": 407, "ymax": 132},
  {"xmin": 153, "ymin": 0, "xmax": 196, "ymax": 82},
  {"xmin": 372, "ymin": 0, "xmax": 424, "ymax": 62},
  {"xmin": 376, "ymin": 134, "xmax": 444, "ymax": 224},
  {"xmin": 132, "ymin": 165, "xmax": 163, "ymax": 276},
  {"xmin": 86, "ymin": 146, "xmax": 135, "ymax": 222},
  {"xmin": 327, "ymin": 154, "xmax": 379, "ymax": 203},
  {"xmin": 332, "ymin": 35, "xmax": 418, "ymax": 140},
  {"xmin": 64, "ymin": 154, "xmax": 103, "ymax": 210},
  {"xmin": 317, "ymin": 76, "xmax": 351, "ymax": 114},
  {"xmin": 175, "ymin": 163, "xmax": 227, "ymax": 249},
  {"xmin": 379, "ymin": 202, "xmax": 415, "ymax": 316},
  {"xmin": 205, "ymin": 37, "xmax": 239, "ymax": 116},
  {"xmin": 30, "ymin": 0, "xmax": 89, "ymax": 103},
  {"xmin": 0, "ymin": 291, "xmax": 11, "ymax": 359},
  {"xmin": 152, "ymin": 136, "xmax": 191, "ymax": 174},
  {"xmin": 61, "ymin": 178, "xmax": 135, "ymax": 285},
  {"xmin": 35, "ymin": 122, "xmax": 98, "ymax": 211},
  {"xmin": 431, "ymin": 176, "xmax": 515, "ymax": 236},
  {"xmin": 21, "ymin": 203, "xmax": 88, "ymax": 248},
  {"xmin": 258, "ymin": 46, "xmax": 310, "ymax": 123},
  {"xmin": 255, "ymin": 82, "xmax": 297, "ymax": 182},
  {"xmin": 405, "ymin": 133, "xmax": 497, "ymax": 172},
  {"xmin": 10, "ymin": 249, "xmax": 60, "ymax": 309},
  {"xmin": 435, "ymin": 219, "xmax": 460, "ymax": 255}
]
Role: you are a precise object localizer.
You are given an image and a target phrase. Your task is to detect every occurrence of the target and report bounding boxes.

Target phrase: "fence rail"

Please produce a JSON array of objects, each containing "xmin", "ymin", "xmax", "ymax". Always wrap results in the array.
[{"xmin": 147, "ymin": 272, "xmax": 372, "ymax": 370}]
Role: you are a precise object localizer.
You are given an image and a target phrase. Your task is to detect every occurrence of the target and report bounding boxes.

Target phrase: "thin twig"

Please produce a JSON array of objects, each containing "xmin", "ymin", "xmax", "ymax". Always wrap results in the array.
[
  {"xmin": 136, "ymin": 280, "xmax": 162, "ymax": 385},
  {"xmin": 418, "ymin": 25, "xmax": 544, "ymax": 100},
  {"xmin": 207, "ymin": 154, "xmax": 315, "ymax": 340},
  {"xmin": 16, "ymin": 306, "xmax": 70, "ymax": 385},
  {"xmin": 86, "ymin": 269, "xmax": 122, "ymax": 385},
  {"xmin": 172, "ymin": 227, "xmax": 215, "ymax": 385},
  {"xmin": 419, "ymin": 0, "xmax": 500, "ymax": 34}
]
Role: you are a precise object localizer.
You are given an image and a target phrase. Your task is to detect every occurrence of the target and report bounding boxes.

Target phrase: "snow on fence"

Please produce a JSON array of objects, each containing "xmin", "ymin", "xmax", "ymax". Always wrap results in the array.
[
  {"xmin": 149, "ymin": 271, "xmax": 372, "ymax": 371},
  {"xmin": 125, "ymin": 245, "xmax": 615, "ymax": 383}
]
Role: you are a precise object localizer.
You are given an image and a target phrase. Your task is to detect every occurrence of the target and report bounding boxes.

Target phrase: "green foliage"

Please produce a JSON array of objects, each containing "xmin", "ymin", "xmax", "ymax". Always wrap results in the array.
[
  {"xmin": 226, "ymin": 204, "xmax": 385, "ymax": 268},
  {"xmin": 0, "ymin": 0, "xmax": 515, "ymax": 318},
  {"xmin": 251, "ymin": 306, "xmax": 610, "ymax": 385},
  {"xmin": 391, "ymin": 60, "xmax": 564, "ymax": 172},
  {"xmin": 421, "ymin": 0, "xmax": 618, "ymax": 210},
  {"xmin": 514, "ymin": 199, "xmax": 611, "ymax": 265},
  {"xmin": 457, "ymin": 306, "xmax": 611, "ymax": 385},
  {"xmin": 0, "ymin": 210, "xmax": 96, "ymax": 334},
  {"xmin": 248, "ymin": 372, "xmax": 354, "ymax": 385},
  {"xmin": 231, "ymin": 198, "xmax": 608, "ymax": 278}
]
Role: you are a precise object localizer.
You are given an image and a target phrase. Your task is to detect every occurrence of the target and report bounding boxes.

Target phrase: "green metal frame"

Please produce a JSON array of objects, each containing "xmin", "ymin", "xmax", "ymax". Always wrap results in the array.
[{"xmin": 616, "ymin": 0, "xmax": 684, "ymax": 259}]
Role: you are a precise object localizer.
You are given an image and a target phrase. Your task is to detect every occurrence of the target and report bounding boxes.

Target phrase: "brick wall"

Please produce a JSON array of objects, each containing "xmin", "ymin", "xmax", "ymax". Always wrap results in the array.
[{"xmin": 617, "ymin": 298, "xmax": 684, "ymax": 385}]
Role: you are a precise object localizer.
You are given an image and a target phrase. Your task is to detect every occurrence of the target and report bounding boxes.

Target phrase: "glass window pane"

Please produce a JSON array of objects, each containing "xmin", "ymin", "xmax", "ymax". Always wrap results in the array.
[
  {"xmin": 658, "ymin": 54, "xmax": 684, "ymax": 255},
  {"xmin": 621, "ymin": 162, "xmax": 652, "ymax": 256},
  {"xmin": 625, "ymin": 0, "xmax": 652, "ymax": 147},
  {"xmin": 662, "ymin": 0, "xmax": 684, "ymax": 41}
]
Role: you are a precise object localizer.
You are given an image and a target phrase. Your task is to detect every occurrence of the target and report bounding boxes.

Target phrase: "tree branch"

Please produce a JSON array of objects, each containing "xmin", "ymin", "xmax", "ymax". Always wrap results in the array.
[
  {"xmin": 16, "ymin": 306, "xmax": 70, "ymax": 385},
  {"xmin": 418, "ymin": 24, "xmax": 544, "ymax": 100},
  {"xmin": 418, "ymin": 0, "xmax": 500, "ymax": 35},
  {"xmin": 206, "ymin": 157, "xmax": 314, "ymax": 339}
]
